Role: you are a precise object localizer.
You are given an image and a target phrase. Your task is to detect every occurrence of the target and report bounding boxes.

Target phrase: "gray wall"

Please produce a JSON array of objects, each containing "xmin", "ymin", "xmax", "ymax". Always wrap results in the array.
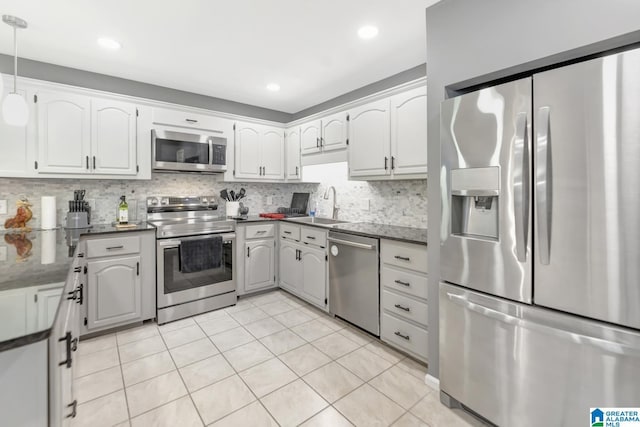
[
  {"xmin": 0, "ymin": 54, "xmax": 425, "ymax": 123},
  {"xmin": 0, "ymin": 54, "xmax": 292, "ymax": 123},
  {"xmin": 425, "ymin": 0, "xmax": 640, "ymax": 379},
  {"xmin": 291, "ymin": 64, "xmax": 426, "ymax": 120}
]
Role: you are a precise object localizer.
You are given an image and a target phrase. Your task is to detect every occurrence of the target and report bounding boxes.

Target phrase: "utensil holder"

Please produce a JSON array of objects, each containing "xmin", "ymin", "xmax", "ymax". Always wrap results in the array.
[{"xmin": 226, "ymin": 201, "xmax": 240, "ymax": 218}]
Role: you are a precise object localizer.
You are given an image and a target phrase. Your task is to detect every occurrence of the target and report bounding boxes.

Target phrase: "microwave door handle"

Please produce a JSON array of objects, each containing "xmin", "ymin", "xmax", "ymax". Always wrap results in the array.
[
  {"xmin": 513, "ymin": 112, "xmax": 529, "ymax": 262},
  {"xmin": 536, "ymin": 106, "xmax": 552, "ymax": 265},
  {"xmin": 208, "ymin": 138, "xmax": 214, "ymax": 166}
]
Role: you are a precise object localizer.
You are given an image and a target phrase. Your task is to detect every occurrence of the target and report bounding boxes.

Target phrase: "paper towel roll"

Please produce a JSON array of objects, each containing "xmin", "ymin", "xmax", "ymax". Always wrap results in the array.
[
  {"xmin": 41, "ymin": 229, "xmax": 56, "ymax": 265},
  {"xmin": 41, "ymin": 196, "xmax": 57, "ymax": 229}
]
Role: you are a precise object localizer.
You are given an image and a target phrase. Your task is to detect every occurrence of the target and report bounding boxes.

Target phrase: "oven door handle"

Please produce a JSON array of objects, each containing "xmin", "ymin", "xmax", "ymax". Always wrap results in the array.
[{"xmin": 158, "ymin": 233, "xmax": 236, "ymax": 249}]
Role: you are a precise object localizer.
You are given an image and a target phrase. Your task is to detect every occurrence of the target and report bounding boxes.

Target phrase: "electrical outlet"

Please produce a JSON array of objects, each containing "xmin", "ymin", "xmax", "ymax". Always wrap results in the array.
[
  {"xmin": 0, "ymin": 199, "xmax": 7, "ymax": 215},
  {"xmin": 0, "ymin": 246, "xmax": 6, "ymax": 262},
  {"xmin": 266, "ymin": 196, "xmax": 273, "ymax": 205},
  {"xmin": 86, "ymin": 199, "xmax": 96, "ymax": 211},
  {"xmin": 360, "ymin": 199, "xmax": 370, "ymax": 211}
]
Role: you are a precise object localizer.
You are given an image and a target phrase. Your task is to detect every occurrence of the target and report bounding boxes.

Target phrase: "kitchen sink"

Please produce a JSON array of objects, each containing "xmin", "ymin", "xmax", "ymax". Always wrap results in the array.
[{"xmin": 286, "ymin": 217, "xmax": 349, "ymax": 227}]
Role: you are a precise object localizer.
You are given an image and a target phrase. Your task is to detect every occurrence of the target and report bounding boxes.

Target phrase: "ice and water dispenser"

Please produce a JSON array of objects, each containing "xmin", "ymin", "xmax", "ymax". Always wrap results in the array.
[{"xmin": 450, "ymin": 166, "xmax": 500, "ymax": 241}]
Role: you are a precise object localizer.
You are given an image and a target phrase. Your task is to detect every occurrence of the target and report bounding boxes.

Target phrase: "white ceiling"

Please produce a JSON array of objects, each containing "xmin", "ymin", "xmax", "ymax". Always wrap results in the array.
[{"xmin": 0, "ymin": 1, "xmax": 438, "ymax": 113}]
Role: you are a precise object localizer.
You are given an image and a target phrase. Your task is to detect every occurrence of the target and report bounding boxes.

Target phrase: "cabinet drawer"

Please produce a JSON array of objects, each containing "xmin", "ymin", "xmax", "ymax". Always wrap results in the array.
[
  {"xmin": 246, "ymin": 224, "xmax": 275, "ymax": 239},
  {"xmin": 280, "ymin": 223, "xmax": 301, "ymax": 241},
  {"xmin": 301, "ymin": 227, "xmax": 327, "ymax": 247},
  {"xmin": 382, "ymin": 290, "xmax": 428, "ymax": 327},
  {"xmin": 152, "ymin": 107, "xmax": 230, "ymax": 133},
  {"xmin": 381, "ymin": 240, "xmax": 427, "ymax": 273},
  {"xmin": 86, "ymin": 236, "xmax": 140, "ymax": 258},
  {"xmin": 381, "ymin": 313, "xmax": 428, "ymax": 360},
  {"xmin": 381, "ymin": 265, "xmax": 428, "ymax": 300}
]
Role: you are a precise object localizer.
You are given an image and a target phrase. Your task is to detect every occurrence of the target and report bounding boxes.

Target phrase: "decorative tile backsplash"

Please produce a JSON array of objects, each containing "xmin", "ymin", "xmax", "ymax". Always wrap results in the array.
[{"xmin": 0, "ymin": 171, "xmax": 427, "ymax": 229}]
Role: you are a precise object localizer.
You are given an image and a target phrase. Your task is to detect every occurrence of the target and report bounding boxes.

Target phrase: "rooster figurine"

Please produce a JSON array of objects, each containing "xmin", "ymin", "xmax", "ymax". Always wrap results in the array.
[{"xmin": 4, "ymin": 199, "xmax": 33, "ymax": 231}]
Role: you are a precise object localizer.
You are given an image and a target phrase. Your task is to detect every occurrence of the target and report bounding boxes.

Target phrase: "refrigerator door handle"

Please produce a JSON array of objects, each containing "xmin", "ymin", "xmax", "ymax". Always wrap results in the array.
[
  {"xmin": 445, "ymin": 291, "xmax": 640, "ymax": 356},
  {"xmin": 536, "ymin": 106, "xmax": 552, "ymax": 265},
  {"xmin": 513, "ymin": 112, "xmax": 529, "ymax": 262}
]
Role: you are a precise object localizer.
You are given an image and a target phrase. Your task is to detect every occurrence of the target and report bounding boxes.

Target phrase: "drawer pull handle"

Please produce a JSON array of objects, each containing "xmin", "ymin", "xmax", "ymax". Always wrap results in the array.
[
  {"xmin": 58, "ymin": 332, "xmax": 73, "ymax": 368},
  {"xmin": 394, "ymin": 255, "xmax": 411, "ymax": 261},
  {"xmin": 284, "ymin": 231, "xmax": 292, "ymax": 234},
  {"xmin": 256, "ymin": 230, "xmax": 266, "ymax": 234},
  {"xmin": 73, "ymin": 266, "xmax": 81, "ymax": 273},
  {"xmin": 394, "ymin": 331, "xmax": 410, "ymax": 341},
  {"xmin": 394, "ymin": 280, "xmax": 410, "ymax": 287},
  {"xmin": 66, "ymin": 399, "xmax": 78, "ymax": 418},
  {"xmin": 185, "ymin": 118, "xmax": 198, "ymax": 123},
  {"xmin": 306, "ymin": 236, "xmax": 316, "ymax": 240},
  {"xmin": 106, "ymin": 245, "xmax": 124, "ymax": 250},
  {"xmin": 394, "ymin": 304, "xmax": 411, "ymax": 312}
]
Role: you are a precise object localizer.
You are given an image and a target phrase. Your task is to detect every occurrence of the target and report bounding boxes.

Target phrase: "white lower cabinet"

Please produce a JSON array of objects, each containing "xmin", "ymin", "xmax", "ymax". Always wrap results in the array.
[
  {"xmin": 279, "ymin": 240, "xmax": 301, "ymax": 293},
  {"xmin": 301, "ymin": 246, "xmax": 326, "ymax": 307},
  {"xmin": 380, "ymin": 239, "xmax": 428, "ymax": 362},
  {"xmin": 80, "ymin": 231, "xmax": 155, "ymax": 335},
  {"xmin": 86, "ymin": 255, "xmax": 142, "ymax": 330},
  {"xmin": 245, "ymin": 239, "xmax": 276, "ymax": 291},
  {"xmin": 278, "ymin": 223, "xmax": 328, "ymax": 311}
]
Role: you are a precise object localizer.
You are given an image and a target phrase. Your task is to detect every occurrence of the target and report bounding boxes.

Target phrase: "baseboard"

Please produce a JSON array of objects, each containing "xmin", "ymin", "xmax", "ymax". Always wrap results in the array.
[{"xmin": 425, "ymin": 374, "xmax": 440, "ymax": 391}]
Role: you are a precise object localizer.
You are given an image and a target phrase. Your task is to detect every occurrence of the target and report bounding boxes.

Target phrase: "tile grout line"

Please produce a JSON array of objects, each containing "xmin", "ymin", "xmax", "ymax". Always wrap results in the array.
[
  {"xmin": 156, "ymin": 324, "xmax": 208, "ymax": 427},
  {"xmin": 114, "ymin": 337, "xmax": 133, "ymax": 425}
]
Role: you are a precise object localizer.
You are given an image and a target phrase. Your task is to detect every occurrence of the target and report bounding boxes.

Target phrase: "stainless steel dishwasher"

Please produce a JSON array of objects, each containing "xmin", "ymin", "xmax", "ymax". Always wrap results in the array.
[{"xmin": 328, "ymin": 231, "xmax": 380, "ymax": 336}]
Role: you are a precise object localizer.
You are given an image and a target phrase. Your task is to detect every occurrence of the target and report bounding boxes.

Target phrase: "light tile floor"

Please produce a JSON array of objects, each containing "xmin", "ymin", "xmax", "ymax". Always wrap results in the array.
[{"xmin": 73, "ymin": 289, "xmax": 484, "ymax": 427}]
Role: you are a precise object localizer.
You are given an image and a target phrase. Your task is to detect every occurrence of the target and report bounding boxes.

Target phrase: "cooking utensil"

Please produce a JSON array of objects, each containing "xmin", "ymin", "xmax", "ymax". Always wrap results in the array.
[
  {"xmin": 237, "ymin": 188, "xmax": 246, "ymax": 200},
  {"xmin": 220, "ymin": 189, "xmax": 229, "ymax": 202},
  {"xmin": 230, "ymin": 190, "xmax": 236, "ymax": 201}
]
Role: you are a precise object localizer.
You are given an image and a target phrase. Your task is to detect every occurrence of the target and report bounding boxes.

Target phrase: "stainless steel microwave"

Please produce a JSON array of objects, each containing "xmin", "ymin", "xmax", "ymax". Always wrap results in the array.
[{"xmin": 152, "ymin": 129, "xmax": 227, "ymax": 173}]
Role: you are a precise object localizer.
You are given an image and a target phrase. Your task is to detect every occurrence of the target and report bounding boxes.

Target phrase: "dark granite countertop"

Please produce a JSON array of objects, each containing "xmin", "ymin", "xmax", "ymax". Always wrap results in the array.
[
  {"xmin": 330, "ymin": 222, "xmax": 427, "ymax": 246},
  {"xmin": 0, "ymin": 224, "xmax": 155, "ymax": 352},
  {"xmin": 234, "ymin": 216, "xmax": 427, "ymax": 245}
]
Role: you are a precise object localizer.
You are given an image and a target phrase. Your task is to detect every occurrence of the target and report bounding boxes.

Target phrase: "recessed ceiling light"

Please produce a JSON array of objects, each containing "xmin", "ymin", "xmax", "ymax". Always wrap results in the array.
[
  {"xmin": 266, "ymin": 83, "xmax": 280, "ymax": 92},
  {"xmin": 97, "ymin": 37, "xmax": 121, "ymax": 50},
  {"xmin": 358, "ymin": 25, "xmax": 379, "ymax": 40}
]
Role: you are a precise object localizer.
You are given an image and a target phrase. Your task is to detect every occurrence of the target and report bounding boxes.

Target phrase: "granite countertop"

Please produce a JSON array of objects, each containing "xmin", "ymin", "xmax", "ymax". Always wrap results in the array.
[
  {"xmin": 0, "ymin": 224, "xmax": 155, "ymax": 351},
  {"xmin": 235, "ymin": 216, "xmax": 427, "ymax": 245},
  {"xmin": 330, "ymin": 222, "xmax": 427, "ymax": 246}
]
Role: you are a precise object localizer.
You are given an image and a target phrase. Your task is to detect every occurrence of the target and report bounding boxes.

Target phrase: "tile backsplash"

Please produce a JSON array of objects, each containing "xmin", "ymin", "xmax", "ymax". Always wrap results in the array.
[{"xmin": 0, "ymin": 170, "xmax": 427, "ymax": 229}]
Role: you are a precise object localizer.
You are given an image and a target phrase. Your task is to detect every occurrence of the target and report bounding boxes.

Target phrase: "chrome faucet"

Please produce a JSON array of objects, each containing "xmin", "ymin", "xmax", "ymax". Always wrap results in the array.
[{"xmin": 323, "ymin": 186, "xmax": 339, "ymax": 220}]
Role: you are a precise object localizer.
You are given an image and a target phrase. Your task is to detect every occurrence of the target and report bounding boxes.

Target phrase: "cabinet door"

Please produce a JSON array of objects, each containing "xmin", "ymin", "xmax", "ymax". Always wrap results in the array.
[
  {"xmin": 321, "ymin": 111, "xmax": 348, "ymax": 152},
  {"xmin": 261, "ymin": 127, "xmax": 285, "ymax": 180},
  {"xmin": 36, "ymin": 91, "xmax": 91, "ymax": 174},
  {"xmin": 279, "ymin": 241, "xmax": 302, "ymax": 293},
  {"xmin": 301, "ymin": 246, "xmax": 327, "ymax": 308},
  {"xmin": 37, "ymin": 286, "xmax": 64, "ymax": 330},
  {"xmin": 234, "ymin": 123, "xmax": 261, "ymax": 179},
  {"xmin": 245, "ymin": 240, "xmax": 275, "ymax": 291},
  {"xmin": 91, "ymin": 98, "xmax": 138, "ymax": 175},
  {"xmin": 0, "ymin": 288, "xmax": 29, "ymax": 339},
  {"xmin": 0, "ymin": 83, "xmax": 32, "ymax": 177},
  {"xmin": 285, "ymin": 127, "xmax": 301, "ymax": 180},
  {"xmin": 390, "ymin": 86, "xmax": 428, "ymax": 176},
  {"xmin": 348, "ymin": 99, "xmax": 391, "ymax": 177},
  {"xmin": 300, "ymin": 120, "xmax": 321, "ymax": 155},
  {"xmin": 87, "ymin": 256, "xmax": 142, "ymax": 330}
]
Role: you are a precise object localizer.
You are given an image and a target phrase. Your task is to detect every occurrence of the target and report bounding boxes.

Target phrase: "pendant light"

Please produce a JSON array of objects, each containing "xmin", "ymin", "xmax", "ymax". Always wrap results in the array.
[{"xmin": 2, "ymin": 15, "xmax": 28, "ymax": 127}]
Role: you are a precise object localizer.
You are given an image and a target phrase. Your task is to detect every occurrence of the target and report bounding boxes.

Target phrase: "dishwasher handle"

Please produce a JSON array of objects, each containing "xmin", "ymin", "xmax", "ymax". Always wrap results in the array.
[{"xmin": 327, "ymin": 237, "xmax": 375, "ymax": 250}]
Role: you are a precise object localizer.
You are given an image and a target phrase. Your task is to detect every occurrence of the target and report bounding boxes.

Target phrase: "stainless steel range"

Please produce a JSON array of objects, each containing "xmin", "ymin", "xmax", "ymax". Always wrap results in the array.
[{"xmin": 147, "ymin": 196, "xmax": 236, "ymax": 324}]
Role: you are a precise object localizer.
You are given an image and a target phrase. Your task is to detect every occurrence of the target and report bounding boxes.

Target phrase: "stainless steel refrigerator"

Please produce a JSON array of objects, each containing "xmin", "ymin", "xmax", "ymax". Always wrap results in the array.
[{"xmin": 439, "ymin": 47, "xmax": 640, "ymax": 426}]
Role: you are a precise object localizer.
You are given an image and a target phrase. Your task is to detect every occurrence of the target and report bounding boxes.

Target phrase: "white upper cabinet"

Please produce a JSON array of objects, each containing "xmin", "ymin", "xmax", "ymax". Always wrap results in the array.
[
  {"xmin": 285, "ymin": 127, "xmax": 301, "ymax": 180},
  {"xmin": 300, "ymin": 120, "xmax": 321, "ymax": 155},
  {"xmin": 261, "ymin": 128, "xmax": 285, "ymax": 180},
  {"xmin": 300, "ymin": 113, "xmax": 348, "ymax": 158},
  {"xmin": 91, "ymin": 98, "xmax": 138, "ymax": 175},
  {"xmin": 348, "ymin": 85, "xmax": 427, "ymax": 180},
  {"xmin": 390, "ymin": 86, "xmax": 427, "ymax": 176},
  {"xmin": 320, "ymin": 111, "xmax": 348, "ymax": 152},
  {"xmin": 235, "ymin": 124, "xmax": 261, "ymax": 179},
  {"xmin": 36, "ymin": 91, "xmax": 91, "ymax": 174},
  {"xmin": 348, "ymin": 98, "xmax": 391, "ymax": 177},
  {"xmin": 234, "ymin": 122, "xmax": 284, "ymax": 181}
]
